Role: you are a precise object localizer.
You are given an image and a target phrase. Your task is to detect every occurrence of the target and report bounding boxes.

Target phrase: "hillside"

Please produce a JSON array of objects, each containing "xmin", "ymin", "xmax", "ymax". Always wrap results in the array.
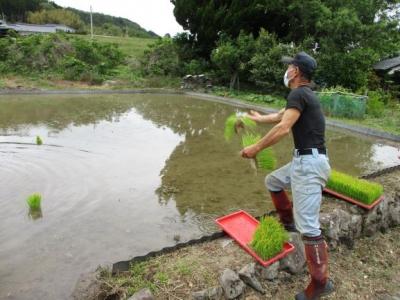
[
  {"xmin": 0, "ymin": 0, "xmax": 157, "ymax": 38},
  {"xmin": 65, "ymin": 7, "xmax": 158, "ymax": 38}
]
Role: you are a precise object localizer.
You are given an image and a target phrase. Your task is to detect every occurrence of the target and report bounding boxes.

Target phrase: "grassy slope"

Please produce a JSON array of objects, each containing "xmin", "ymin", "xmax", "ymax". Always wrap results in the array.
[
  {"xmin": 0, "ymin": 34, "xmax": 180, "ymax": 90},
  {"xmin": 76, "ymin": 34, "xmax": 155, "ymax": 57}
]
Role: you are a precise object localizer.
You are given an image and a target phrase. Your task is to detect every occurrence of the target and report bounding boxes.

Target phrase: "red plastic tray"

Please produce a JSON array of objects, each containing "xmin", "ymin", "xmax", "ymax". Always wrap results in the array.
[
  {"xmin": 215, "ymin": 210, "xmax": 295, "ymax": 267},
  {"xmin": 323, "ymin": 188, "xmax": 384, "ymax": 210}
]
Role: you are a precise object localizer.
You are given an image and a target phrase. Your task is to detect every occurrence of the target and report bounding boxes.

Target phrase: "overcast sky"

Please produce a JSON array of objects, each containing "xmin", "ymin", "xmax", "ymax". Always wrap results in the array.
[{"xmin": 52, "ymin": 0, "xmax": 184, "ymax": 36}]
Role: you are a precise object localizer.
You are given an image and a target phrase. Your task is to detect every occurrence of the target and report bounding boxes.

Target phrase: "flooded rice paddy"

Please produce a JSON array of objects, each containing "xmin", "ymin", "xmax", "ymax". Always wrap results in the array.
[{"xmin": 0, "ymin": 93, "xmax": 398, "ymax": 299}]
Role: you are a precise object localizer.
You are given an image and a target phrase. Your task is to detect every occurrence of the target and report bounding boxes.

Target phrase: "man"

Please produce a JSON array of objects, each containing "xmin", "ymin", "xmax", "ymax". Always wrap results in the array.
[{"xmin": 241, "ymin": 52, "xmax": 334, "ymax": 300}]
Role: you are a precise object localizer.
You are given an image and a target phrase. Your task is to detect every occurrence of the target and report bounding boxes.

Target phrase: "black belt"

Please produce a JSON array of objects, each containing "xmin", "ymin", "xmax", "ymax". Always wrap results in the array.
[{"xmin": 295, "ymin": 148, "xmax": 327, "ymax": 156}]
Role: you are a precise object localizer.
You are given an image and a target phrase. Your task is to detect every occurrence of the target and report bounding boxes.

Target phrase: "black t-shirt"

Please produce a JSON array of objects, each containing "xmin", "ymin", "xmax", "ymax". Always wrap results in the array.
[{"xmin": 285, "ymin": 86, "xmax": 325, "ymax": 149}]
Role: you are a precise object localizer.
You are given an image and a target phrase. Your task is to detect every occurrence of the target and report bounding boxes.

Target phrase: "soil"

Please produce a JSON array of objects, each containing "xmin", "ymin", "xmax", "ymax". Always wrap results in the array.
[{"xmin": 76, "ymin": 170, "xmax": 400, "ymax": 300}]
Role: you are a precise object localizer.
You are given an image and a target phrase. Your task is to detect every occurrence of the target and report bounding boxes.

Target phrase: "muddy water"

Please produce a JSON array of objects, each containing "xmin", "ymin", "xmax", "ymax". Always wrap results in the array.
[{"xmin": 0, "ymin": 93, "xmax": 398, "ymax": 299}]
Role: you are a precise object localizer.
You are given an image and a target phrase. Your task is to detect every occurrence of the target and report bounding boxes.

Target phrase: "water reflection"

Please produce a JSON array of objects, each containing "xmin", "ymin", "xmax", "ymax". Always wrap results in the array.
[{"xmin": 0, "ymin": 93, "xmax": 398, "ymax": 300}]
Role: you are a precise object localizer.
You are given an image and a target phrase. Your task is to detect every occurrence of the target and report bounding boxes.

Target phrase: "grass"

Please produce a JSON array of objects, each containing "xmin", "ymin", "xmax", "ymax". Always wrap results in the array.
[
  {"xmin": 75, "ymin": 34, "xmax": 156, "ymax": 57},
  {"xmin": 224, "ymin": 113, "xmax": 257, "ymax": 141},
  {"xmin": 242, "ymin": 133, "xmax": 277, "ymax": 171},
  {"xmin": 36, "ymin": 136, "xmax": 43, "ymax": 145},
  {"xmin": 26, "ymin": 193, "xmax": 42, "ymax": 210},
  {"xmin": 326, "ymin": 170, "xmax": 384, "ymax": 205},
  {"xmin": 250, "ymin": 216, "xmax": 289, "ymax": 261}
]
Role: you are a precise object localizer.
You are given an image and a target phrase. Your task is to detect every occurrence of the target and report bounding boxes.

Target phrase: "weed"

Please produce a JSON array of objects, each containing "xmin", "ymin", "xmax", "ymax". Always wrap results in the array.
[
  {"xmin": 326, "ymin": 170, "xmax": 384, "ymax": 205},
  {"xmin": 36, "ymin": 136, "xmax": 43, "ymax": 145},
  {"xmin": 250, "ymin": 216, "xmax": 289, "ymax": 261}
]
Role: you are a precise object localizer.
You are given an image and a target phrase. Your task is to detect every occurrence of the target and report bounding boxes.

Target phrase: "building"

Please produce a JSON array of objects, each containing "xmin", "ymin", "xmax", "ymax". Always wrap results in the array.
[
  {"xmin": 0, "ymin": 20, "xmax": 75, "ymax": 35},
  {"xmin": 373, "ymin": 56, "xmax": 400, "ymax": 77}
]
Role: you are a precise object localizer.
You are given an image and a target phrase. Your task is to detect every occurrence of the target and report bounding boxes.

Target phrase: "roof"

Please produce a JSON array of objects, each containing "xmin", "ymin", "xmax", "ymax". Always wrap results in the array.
[
  {"xmin": 5, "ymin": 22, "xmax": 75, "ymax": 33},
  {"xmin": 373, "ymin": 56, "xmax": 400, "ymax": 71}
]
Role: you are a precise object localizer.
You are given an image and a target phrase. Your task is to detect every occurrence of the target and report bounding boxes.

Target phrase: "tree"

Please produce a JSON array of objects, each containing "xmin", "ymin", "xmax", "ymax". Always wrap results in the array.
[
  {"xmin": 172, "ymin": 0, "xmax": 400, "ymax": 90},
  {"xmin": 211, "ymin": 32, "xmax": 255, "ymax": 90},
  {"xmin": 0, "ymin": 0, "xmax": 44, "ymax": 21},
  {"xmin": 27, "ymin": 9, "xmax": 84, "ymax": 31},
  {"xmin": 250, "ymin": 29, "xmax": 298, "ymax": 92}
]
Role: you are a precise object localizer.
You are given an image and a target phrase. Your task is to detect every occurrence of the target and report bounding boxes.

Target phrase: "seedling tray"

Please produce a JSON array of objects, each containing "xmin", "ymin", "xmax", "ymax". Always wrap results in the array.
[
  {"xmin": 215, "ymin": 210, "xmax": 295, "ymax": 266},
  {"xmin": 323, "ymin": 188, "xmax": 384, "ymax": 210}
]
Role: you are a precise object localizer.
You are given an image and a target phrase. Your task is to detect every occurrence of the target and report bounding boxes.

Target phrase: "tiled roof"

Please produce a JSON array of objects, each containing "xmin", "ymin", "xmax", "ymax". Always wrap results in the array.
[{"xmin": 373, "ymin": 56, "xmax": 400, "ymax": 71}]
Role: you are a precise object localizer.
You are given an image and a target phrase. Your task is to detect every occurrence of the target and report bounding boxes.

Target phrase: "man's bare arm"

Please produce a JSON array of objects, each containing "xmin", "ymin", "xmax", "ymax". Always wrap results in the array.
[
  {"xmin": 247, "ymin": 108, "xmax": 285, "ymax": 124},
  {"xmin": 255, "ymin": 108, "xmax": 301, "ymax": 150}
]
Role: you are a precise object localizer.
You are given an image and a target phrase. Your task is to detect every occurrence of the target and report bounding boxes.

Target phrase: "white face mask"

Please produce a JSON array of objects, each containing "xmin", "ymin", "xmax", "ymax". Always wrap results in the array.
[{"xmin": 283, "ymin": 70, "xmax": 290, "ymax": 88}]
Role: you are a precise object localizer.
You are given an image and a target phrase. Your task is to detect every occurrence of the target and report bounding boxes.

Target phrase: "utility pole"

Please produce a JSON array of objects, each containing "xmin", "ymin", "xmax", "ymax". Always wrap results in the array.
[{"xmin": 90, "ymin": 5, "xmax": 93, "ymax": 39}]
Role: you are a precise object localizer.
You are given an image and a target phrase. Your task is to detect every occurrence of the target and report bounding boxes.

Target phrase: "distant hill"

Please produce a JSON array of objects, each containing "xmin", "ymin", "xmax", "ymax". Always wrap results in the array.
[
  {"xmin": 65, "ymin": 7, "xmax": 158, "ymax": 38},
  {"xmin": 0, "ymin": 0, "xmax": 158, "ymax": 38}
]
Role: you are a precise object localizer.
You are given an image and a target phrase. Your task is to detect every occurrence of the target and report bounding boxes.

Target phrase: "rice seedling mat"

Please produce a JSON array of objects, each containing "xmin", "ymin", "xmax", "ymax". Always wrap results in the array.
[
  {"xmin": 323, "ymin": 187, "xmax": 385, "ymax": 210},
  {"xmin": 215, "ymin": 210, "xmax": 295, "ymax": 266}
]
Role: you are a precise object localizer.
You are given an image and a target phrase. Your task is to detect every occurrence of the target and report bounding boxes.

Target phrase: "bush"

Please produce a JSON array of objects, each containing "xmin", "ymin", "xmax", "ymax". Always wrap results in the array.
[
  {"xmin": 249, "ymin": 29, "xmax": 298, "ymax": 93},
  {"xmin": 0, "ymin": 34, "xmax": 125, "ymax": 83},
  {"xmin": 140, "ymin": 38, "xmax": 182, "ymax": 76},
  {"xmin": 366, "ymin": 91, "xmax": 385, "ymax": 117}
]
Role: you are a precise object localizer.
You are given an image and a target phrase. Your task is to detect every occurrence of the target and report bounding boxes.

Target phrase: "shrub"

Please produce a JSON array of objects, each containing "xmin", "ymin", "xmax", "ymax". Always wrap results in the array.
[
  {"xmin": 36, "ymin": 136, "xmax": 43, "ymax": 145},
  {"xmin": 140, "ymin": 38, "xmax": 182, "ymax": 76},
  {"xmin": 326, "ymin": 170, "xmax": 384, "ymax": 205},
  {"xmin": 250, "ymin": 216, "xmax": 289, "ymax": 261},
  {"xmin": 0, "ymin": 34, "xmax": 125, "ymax": 83},
  {"xmin": 249, "ymin": 29, "xmax": 298, "ymax": 92},
  {"xmin": 366, "ymin": 91, "xmax": 385, "ymax": 117}
]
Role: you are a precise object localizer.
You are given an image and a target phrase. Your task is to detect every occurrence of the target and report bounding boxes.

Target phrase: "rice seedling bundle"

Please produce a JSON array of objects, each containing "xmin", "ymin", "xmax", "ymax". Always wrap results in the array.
[
  {"xmin": 241, "ymin": 133, "xmax": 277, "ymax": 171},
  {"xmin": 326, "ymin": 170, "xmax": 383, "ymax": 205},
  {"xmin": 224, "ymin": 113, "xmax": 256, "ymax": 141},
  {"xmin": 36, "ymin": 136, "xmax": 43, "ymax": 145},
  {"xmin": 250, "ymin": 216, "xmax": 289, "ymax": 261},
  {"xmin": 27, "ymin": 193, "xmax": 42, "ymax": 210}
]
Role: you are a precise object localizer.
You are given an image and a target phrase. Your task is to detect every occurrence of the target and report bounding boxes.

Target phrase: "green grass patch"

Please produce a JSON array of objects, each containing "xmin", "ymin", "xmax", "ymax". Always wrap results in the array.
[
  {"xmin": 242, "ymin": 133, "xmax": 277, "ymax": 171},
  {"xmin": 36, "ymin": 136, "xmax": 43, "ymax": 145},
  {"xmin": 26, "ymin": 193, "xmax": 42, "ymax": 210},
  {"xmin": 75, "ymin": 34, "xmax": 156, "ymax": 58},
  {"xmin": 326, "ymin": 170, "xmax": 384, "ymax": 205},
  {"xmin": 224, "ymin": 113, "xmax": 257, "ymax": 141},
  {"xmin": 250, "ymin": 216, "xmax": 289, "ymax": 261}
]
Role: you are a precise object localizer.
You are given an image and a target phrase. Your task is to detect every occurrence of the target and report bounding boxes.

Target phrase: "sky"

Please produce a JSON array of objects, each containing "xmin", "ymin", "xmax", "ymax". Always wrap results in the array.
[{"xmin": 52, "ymin": 0, "xmax": 184, "ymax": 36}]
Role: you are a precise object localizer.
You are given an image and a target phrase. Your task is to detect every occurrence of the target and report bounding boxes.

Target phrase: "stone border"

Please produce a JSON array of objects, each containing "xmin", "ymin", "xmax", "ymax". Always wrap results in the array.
[
  {"xmin": 112, "ymin": 164, "xmax": 399, "ymax": 274},
  {"xmin": 1, "ymin": 88, "xmax": 399, "ymax": 142}
]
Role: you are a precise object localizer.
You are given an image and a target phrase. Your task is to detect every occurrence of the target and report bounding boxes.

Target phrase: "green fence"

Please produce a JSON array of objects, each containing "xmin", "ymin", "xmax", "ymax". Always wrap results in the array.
[{"xmin": 316, "ymin": 92, "xmax": 367, "ymax": 119}]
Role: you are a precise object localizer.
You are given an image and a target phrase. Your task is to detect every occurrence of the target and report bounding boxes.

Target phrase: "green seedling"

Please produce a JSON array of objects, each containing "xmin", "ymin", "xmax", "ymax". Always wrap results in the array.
[
  {"xmin": 224, "ymin": 113, "xmax": 256, "ymax": 141},
  {"xmin": 326, "ymin": 170, "xmax": 383, "ymax": 205},
  {"xmin": 242, "ymin": 133, "xmax": 277, "ymax": 171},
  {"xmin": 36, "ymin": 136, "xmax": 43, "ymax": 145},
  {"xmin": 27, "ymin": 193, "xmax": 42, "ymax": 210},
  {"xmin": 250, "ymin": 216, "xmax": 289, "ymax": 261}
]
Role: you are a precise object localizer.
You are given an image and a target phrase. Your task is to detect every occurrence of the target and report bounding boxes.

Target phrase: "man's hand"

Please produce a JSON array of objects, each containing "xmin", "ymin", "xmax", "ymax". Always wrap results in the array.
[
  {"xmin": 241, "ymin": 144, "xmax": 260, "ymax": 159},
  {"xmin": 246, "ymin": 110, "xmax": 262, "ymax": 122}
]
